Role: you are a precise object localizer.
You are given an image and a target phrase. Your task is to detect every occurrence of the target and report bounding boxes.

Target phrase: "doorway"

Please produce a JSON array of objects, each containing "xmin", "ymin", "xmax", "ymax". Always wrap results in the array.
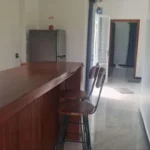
[{"xmin": 109, "ymin": 19, "xmax": 140, "ymax": 82}]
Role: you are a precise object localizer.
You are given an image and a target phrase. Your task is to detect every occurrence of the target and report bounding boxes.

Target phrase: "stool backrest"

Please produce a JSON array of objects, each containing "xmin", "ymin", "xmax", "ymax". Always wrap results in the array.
[
  {"xmin": 88, "ymin": 63, "xmax": 100, "ymax": 97},
  {"xmin": 91, "ymin": 67, "xmax": 106, "ymax": 114}
]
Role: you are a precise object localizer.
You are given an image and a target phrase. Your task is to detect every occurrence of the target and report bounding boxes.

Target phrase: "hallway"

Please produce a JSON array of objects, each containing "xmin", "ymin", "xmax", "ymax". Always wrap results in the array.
[
  {"xmin": 91, "ymin": 77, "xmax": 148, "ymax": 150},
  {"xmin": 65, "ymin": 68, "xmax": 149, "ymax": 150}
]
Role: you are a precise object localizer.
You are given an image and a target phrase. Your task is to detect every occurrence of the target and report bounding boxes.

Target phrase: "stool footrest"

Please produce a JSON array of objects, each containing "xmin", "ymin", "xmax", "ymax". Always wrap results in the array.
[
  {"xmin": 66, "ymin": 140, "xmax": 85, "ymax": 144},
  {"xmin": 55, "ymin": 115, "xmax": 92, "ymax": 150},
  {"xmin": 67, "ymin": 132, "xmax": 81, "ymax": 136},
  {"xmin": 68, "ymin": 122, "xmax": 83, "ymax": 125}
]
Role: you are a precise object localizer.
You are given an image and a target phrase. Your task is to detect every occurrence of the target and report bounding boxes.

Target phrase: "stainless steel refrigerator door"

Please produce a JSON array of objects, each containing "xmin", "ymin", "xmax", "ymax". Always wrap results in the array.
[
  {"xmin": 28, "ymin": 30, "xmax": 57, "ymax": 62},
  {"xmin": 56, "ymin": 30, "xmax": 66, "ymax": 58}
]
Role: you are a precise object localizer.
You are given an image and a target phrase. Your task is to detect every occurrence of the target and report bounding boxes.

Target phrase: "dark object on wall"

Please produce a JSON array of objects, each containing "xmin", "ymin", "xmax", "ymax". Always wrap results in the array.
[
  {"xmin": 28, "ymin": 30, "xmax": 66, "ymax": 62},
  {"xmin": 15, "ymin": 53, "xmax": 19, "ymax": 58},
  {"xmin": 97, "ymin": 7, "xmax": 103, "ymax": 14},
  {"xmin": 126, "ymin": 23, "xmax": 137, "ymax": 67}
]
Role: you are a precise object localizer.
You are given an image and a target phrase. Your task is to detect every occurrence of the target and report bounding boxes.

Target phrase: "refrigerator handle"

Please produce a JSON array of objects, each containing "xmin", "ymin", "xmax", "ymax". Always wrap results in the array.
[{"xmin": 57, "ymin": 55, "xmax": 66, "ymax": 58}]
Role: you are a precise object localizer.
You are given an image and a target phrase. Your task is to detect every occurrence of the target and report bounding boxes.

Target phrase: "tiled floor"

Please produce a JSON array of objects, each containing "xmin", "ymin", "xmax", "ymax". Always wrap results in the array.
[{"xmin": 65, "ymin": 68, "xmax": 149, "ymax": 150}]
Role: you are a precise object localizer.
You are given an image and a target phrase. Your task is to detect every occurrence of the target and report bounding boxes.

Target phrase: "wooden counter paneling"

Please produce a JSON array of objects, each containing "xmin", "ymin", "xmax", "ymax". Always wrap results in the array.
[
  {"xmin": 0, "ymin": 62, "xmax": 82, "ymax": 150},
  {"xmin": 0, "ymin": 62, "xmax": 82, "ymax": 124}
]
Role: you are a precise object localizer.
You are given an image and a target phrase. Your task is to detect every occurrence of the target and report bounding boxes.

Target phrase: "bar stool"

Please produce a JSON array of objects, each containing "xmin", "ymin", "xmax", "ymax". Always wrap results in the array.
[
  {"xmin": 55, "ymin": 68, "xmax": 106, "ymax": 150},
  {"xmin": 61, "ymin": 63, "xmax": 100, "ymax": 101}
]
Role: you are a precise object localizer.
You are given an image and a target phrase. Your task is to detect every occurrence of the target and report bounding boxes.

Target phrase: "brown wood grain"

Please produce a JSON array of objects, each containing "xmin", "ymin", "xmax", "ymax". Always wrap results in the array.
[
  {"xmin": 59, "ymin": 100, "xmax": 95, "ymax": 115},
  {"xmin": 41, "ymin": 87, "xmax": 60, "ymax": 150},
  {"xmin": 0, "ymin": 62, "xmax": 83, "ymax": 124},
  {"xmin": 0, "ymin": 62, "xmax": 82, "ymax": 150},
  {"xmin": 65, "ymin": 67, "xmax": 82, "ymax": 140},
  {"xmin": 4, "ymin": 116, "xmax": 18, "ymax": 150},
  {"xmin": 18, "ymin": 98, "xmax": 42, "ymax": 150},
  {"xmin": 0, "ymin": 125, "xmax": 5, "ymax": 150}
]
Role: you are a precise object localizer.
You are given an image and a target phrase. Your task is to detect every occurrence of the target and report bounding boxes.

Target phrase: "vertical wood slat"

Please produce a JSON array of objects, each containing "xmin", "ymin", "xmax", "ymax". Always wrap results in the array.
[
  {"xmin": 0, "ymin": 125, "xmax": 5, "ymax": 150},
  {"xmin": 66, "ymin": 68, "xmax": 82, "ymax": 90},
  {"xmin": 65, "ymin": 68, "xmax": 82, "ymax": 140},
  {"xmin": 0, "ymin": 69, "xmax": 81, "ymax": 150},
  {"xmin": 4, "ymin": 116, "xmax": 18, "ymax": 150},
  {"xmin": 18, "ymin": 97, "xmax": 42, "ymax": 150},
  {"xmin": 0, "ymin": 86, "xmax": 60, "ymax": 150},
  {"xmin": 41, "ymin": 86, "xmax": 60, "ymax": 150}
]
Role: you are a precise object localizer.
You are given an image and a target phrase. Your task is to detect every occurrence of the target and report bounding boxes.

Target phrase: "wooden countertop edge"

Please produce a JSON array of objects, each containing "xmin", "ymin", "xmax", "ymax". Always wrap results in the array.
[{"xmin": 0, "ymin": 66, "xmax": 82, "ymax": 125}]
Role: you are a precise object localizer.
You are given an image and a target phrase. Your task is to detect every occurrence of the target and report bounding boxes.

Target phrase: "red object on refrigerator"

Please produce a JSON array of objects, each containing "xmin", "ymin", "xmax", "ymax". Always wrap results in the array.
[
  {"xmin": 49, "ymin": 25, "xmax": 54, "ymax": 30},
  {"xmin": 49, "ymin": 16, "xmax": 54, "ymax": 30}
]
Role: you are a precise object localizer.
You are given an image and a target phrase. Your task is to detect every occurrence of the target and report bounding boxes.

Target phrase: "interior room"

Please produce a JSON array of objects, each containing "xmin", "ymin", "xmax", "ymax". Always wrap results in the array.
[
  {"xmin": 109, "ymin": 20, "xmax": 141, "ymax": 83},
  {"xmin": 1, "ymin": 0, "xmax": 150, "ymax": 150}
]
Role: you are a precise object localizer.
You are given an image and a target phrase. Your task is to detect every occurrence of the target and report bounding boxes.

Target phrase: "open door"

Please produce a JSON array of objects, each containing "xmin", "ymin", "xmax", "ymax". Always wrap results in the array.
[{"xmin": 93, "ymin": 14, "xmax": 110, "ymax": 82}]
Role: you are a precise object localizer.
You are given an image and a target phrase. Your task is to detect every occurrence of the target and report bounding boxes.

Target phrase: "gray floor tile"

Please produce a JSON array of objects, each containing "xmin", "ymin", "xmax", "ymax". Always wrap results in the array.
[{"xmin": 64, "ymin": 68, "xmax": 149, "ymax": 150}]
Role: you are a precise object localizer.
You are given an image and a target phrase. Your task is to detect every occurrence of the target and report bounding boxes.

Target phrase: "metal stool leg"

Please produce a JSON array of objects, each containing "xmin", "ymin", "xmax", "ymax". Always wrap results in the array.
[
  {"xmin": 83, "ymin": 115, "xmax": 92, "ymax": 150},
  {"xmin": 56, "ymin": 115, "xmax": 91, "ymax": 150},
  {"xmin": 81, "ymin": 116, "xmax": 88, "ymax": 150},
  {"xmin": 55, "ymin": 115, "xmax": 65, "ymax": 150},
  {"xmin": 86, "ymin": 116, "xmax": 92, "ymax": 150},
  {"xmin": 55, "ymin": 115, "xmax": 69, "ymax": 150},
  {"xmin": 83, "ymin": 116, "xmax": 88, "ymax": 150},
  {"xmin": 62, "ymin": 115, "xmax": 69, "ymax": 149}
]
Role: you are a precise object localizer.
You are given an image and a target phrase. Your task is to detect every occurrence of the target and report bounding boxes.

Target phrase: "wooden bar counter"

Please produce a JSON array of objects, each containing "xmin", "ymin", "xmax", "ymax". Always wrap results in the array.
[{"xmin": 0, "ymin": 62, "xmax": 83, "ymax": 150}]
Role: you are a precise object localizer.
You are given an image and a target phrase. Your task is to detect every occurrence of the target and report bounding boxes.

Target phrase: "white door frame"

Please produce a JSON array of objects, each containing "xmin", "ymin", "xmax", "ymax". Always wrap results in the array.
[{"xmin": 92, "ymin": 13, "xmax": 111, "ymax": 82}]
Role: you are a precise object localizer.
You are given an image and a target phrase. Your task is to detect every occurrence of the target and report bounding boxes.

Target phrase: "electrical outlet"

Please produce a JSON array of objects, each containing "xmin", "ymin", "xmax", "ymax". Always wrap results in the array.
[{"xmin": 15, "ymin": 53, "xmax": 19, "ymax": 59}]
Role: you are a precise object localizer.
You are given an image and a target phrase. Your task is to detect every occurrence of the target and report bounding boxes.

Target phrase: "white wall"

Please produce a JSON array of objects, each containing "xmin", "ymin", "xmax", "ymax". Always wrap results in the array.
[
  {"xmin": 38, "ymin": 0, "xmax": 88, "ymax": 63},
  {"xmin": 0, "ymin": 0, "xmax": 88, "ymax": 88},
  {"xmin": 19, "ymin": 0, "xmax": 39, "ymax": 63},
  {"xmin": 0, "ymin": 0, "xmax": 20, "ymax": 70},
  {"xmin": 38, "ymin": 0, "xmax": 89, "ymax": 87},
  {"xmin": 0, "ymin": 0, "xmax": 39, "ymax": 71},
  {"xmin": 141, "ymin": 0, "xmax": 150, "ymax": 92},
  {"xmin": 114, "ymin": 22, "xmax": 130, "ymax": 65},
  {"xmin": 101, "ymin": 0, "xmax": 149, "ymax": 77}
]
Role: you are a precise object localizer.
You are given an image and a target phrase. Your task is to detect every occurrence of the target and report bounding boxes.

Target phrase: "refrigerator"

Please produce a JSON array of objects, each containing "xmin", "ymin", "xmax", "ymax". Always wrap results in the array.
[{"xmin": 27, "ymin": 30, "xmax": 66, "ymax": 62}]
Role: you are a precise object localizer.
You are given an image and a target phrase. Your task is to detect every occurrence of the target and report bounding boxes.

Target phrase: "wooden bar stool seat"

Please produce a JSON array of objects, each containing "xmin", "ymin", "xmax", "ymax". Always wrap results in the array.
[
  {"xmin": 60, "ymin": 90, "xmax": 88, "ymax": 100},
  {"xmin": 55, "ymin": 68, "xmax": 106, "ymax": 150},
  {"xmin": 61, "ymin": 63, "xmax": 100, "ymax": 101},
  {"xmin": 59, "ymin": 100, "xmax": 94, "ymax": 116}
]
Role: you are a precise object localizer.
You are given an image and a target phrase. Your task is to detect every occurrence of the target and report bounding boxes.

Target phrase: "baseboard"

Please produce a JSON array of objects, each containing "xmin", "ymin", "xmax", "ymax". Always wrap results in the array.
[
  {"xmin": 140, "ymin": 107, "xmax": 150, "ymax": 147},
  {"xmin": 111, "ymin": 64, "xmax": 134, "ymax": 68}
]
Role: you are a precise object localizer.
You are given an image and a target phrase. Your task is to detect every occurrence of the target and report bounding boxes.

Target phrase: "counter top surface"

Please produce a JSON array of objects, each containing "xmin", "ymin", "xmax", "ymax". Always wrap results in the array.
[{"xmin": 0, "ymin": 62, "xmax": 82, "ymax": 110}]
